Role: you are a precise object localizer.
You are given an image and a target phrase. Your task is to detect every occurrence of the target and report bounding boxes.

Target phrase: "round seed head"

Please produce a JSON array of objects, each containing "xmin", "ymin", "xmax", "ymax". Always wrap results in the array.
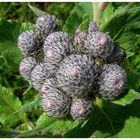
[
  {"xmin": 18, "ymin": 30, "xmax": 40, "ymax": 56},
  {"xmin": 19, "ymin": 57, "xmax": 37, "ymax": 82},
  {"xmin": 70, "ymin": 98, "xmax": 93, "ymax": 121},
  {"xmin": 43, "ymin": 31, "xmax": 72, "ymax": 76},
  {"xmin": 42, "ymin": 87, "xmax": 71, "ymax": 118},
  {"xmin": 31, "ymin": 63, "xmax": 48, "ymax": 91},
  {"xmin": 35, "ymin": 14, "xmax": 58, "ymax": 41},
  {"xmin": 56, "ymin": 54, "xmax": 97, "ymax": 97},
  {"xmin": 84, "ymin": 32, "xmax": 114, "ymax": 60},
  {"xmin": 99, "ymin": 64, "xmax": 127, "ymax": 100}
]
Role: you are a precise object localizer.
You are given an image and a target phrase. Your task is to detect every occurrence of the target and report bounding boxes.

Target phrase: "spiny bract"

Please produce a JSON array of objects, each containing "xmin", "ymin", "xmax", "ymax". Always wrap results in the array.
[
  {"xmin": 99, "ymin": 63, "xmax": 127, "ymax": 100},
  {"xmin": 41, "ymin": 78, "xmax": 58, "ymax": 93},
  {"xmin": 73, "ymin": 31, "xmax": 87, "ymax": 51},
  {"xmin": 31, "ymin": 63, "xmax": 48, "ymax": 91},
  {"xmin": 56, "ymin": 54, "xmax": 97, "ymax": 97},
  {"xmin": 84, "ymin": 31, "xmax": 114, "ymax": 60},
  {"xmin": 42, "ymin": 87, "xmax": 71, "ymax": 118},
  {"xmin": 70, "ymin": 98, "xmax": 93, "ymax": 121},
  {"xmin": 43, "ymin": 31, "xmax": 72, "ymax": 76},
  {"xmin": 19, "ymin": 57, "xmax": 37, "ymax": 82},
  {"xmin": 18, "ymin": 30, "xmax": 39, "ymax": 56}
]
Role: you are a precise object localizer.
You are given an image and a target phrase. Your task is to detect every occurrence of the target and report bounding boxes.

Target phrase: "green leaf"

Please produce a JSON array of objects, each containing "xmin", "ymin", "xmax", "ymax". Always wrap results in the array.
[
  {"xmin": 15, "ymin": 123, "xmax": 28, "ymax": 130},
  {"xmin": 0, "ymin": 20, "xmax": 23, "ymax": 71},
  {"xmin": 18, "ymin": 113, "xmax": 79, "ymax": 137},
  {"xmin": 78, "ymin": 2, "xmax": 93, "ymax": 20},
  {"xmin": 0, "ymin": 20, "xmax": 20, "ymax": 54},
  {"xmin": 117, "ymin": 117, "xmax": 140, "ymax": 137},
  {"xmin": 36, "ymin": 113, "xmax": 57, "ymax": 130},
  {"xmin": 28, "ymin": 4, "xmax": 46, "ymax": 16},
  {"xmin": 13, "ymin": 95, "xmax": 41, "ymax": 114},
  {"xmin": 0, "ymin": 86, "xmax": 26, "ymax": 128},
  {"xmin": 65, "ymin": 98, "xmax": 140, "ymax": 138},
  {"xmin": 42, "ymin": 118, "xmax": 79, "ymax": 136},
  {"xmin": 127, "ymin": 72, "xmax": 140, "ymax": 90},
  {"xmin": 0, "ymin": 20, "xmax": 20, "ymax": 43},
  {"xmin": 64, "ymin": 107, "xmax": 103, "ymax": 138},
  {"xmin": 113, "ymin": 89, "xmax": 140, "ymax": 106},
  {"xmin": 79, "ymin": 14, "xmax": 90, "ymax": 32},
  {"xmin": 36, "ymin": 113, "xmax": 79, "ymax": 136},
  {"xmin": 101, "ymin": 6, "xmax": 140, "ymax": 40},
  {"xmin": 21, "ymin": 22, "xmax": 34, "ymax": 32},
  {"xmin": 101, "ymin": 3, "xmax": 115, "ymax": 25},
  {"xmin": 63, "ymin": 2, "xmax": 93, "ymax": 35},
  {"xmin": 2, "ymin": 47, "xmax": 22, "ymax": 71}
]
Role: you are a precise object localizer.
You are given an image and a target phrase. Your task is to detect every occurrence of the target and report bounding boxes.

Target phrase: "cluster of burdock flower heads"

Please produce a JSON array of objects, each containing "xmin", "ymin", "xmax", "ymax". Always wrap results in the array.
[{"xmin": 18, "ymin": 14, "xmax": 127, "ymax": 121}]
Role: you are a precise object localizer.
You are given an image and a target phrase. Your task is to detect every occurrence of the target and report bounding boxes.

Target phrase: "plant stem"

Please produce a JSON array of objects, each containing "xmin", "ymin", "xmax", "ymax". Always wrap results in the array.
[
  {"xmin": 93, "ymin": 2, "xmax": 101, "ymax": 23},
  {"xmin": 93, "ymin": 2, "xmax": 108, "ymax": 23},
  {"xmin": 23, "ymin": 84, "xmax": 32, "ymax": 96}
]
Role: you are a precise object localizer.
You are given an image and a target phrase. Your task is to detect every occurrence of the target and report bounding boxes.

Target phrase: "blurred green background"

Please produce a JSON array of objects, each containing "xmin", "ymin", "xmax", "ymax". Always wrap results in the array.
[{"xmin": 0, "ymin": 3, "xmax": 75, "ymax": 24}]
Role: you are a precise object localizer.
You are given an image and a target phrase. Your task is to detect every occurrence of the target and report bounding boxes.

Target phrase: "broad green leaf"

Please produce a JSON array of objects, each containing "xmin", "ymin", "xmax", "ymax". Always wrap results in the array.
[
  {"xmin": 0, "ymin": 86, "xmax": 26, "ymax": 128},
  {"xmin": 36, "ymin": 113, "xmax": 57, "ymax": 130},
  {"xmin": 16, "ymin": 113, "xmax": 56, "ymax": 137},
  {"xmin": 19, "ymin": 113, "xmax": 79, "ymax": 137},
  {"xmin": 36, "ymin": 113, "xmax": 79, "ymax": 136},
  {"xmin": 78, "ymin": 2, "xmax": 93, "ymax": 20},
  {"xmin": 101, "ymin": 6, "xmax": 140, "ymax": 40},
  {"xmin": 101, "ymin": 3, "xmax": 115, "ymax": 25},
  {"xmin": 101, "ymin": 7, "xmax": 129, "ymax": 39},
  {"xmin": 0, "ymin": 20, "xmax": 20, "ymax": 43},
  {"xmin": 64, "ymin": 107, "xmax": 103, "ymax": 138},
  {"xmin": 65, "ymin": 99, "xmax": 140, "ymax": 138},
  {"xmin": 63, "ymin": 2, "xmax": 93, "ymax": 35},
  {"xmin": 117, "ymin": 117, "xmax": 140, "ymax": 137},
  {"xmin": 0, "ymin": 20, "xmax": 23, "ymax": 71},
  {"xmin": 127, "ymin": 72, "xmax": 140, "ymax": 90},
  {"xmin": 42, "ymin": 118, "xmax": 79, "ymax": 136},
  {"xmin": 113, "ymin": 89, "xmax": 140, "ymax": 106},
  {"xmin": 0, "ymin": 20, "xmax": 20, "ymax": 55},
  {"xmin": 28, "ymin": 4, "xmax": 46, "ymax": 16}
]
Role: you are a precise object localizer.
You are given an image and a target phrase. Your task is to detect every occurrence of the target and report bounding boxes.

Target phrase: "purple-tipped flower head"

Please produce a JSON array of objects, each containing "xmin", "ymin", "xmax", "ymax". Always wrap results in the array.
[
  {"xmin": 70, "ymin": 98, "xmax": 93, "ymax": 120},
  {"xmin": 18, "ymin": 30, "xmax": 39, "ymax": 56},
  {"xmin": 42, "ymin": 87, "xmax": 71, "ymax": 118},
  {"xmin": 99, "ymin": 64, "xmax": 127, "ymax": 100},
  {"xmin": 56, "ymin": 54, "xmax": 97, "ymax": 97},
  {"xmin": 19, "ymin": 57, "xmax": 37, "ymax": 82},
  {"xmin": 84, "ymin": 32, "xmax": 114, "ymax": 60}
]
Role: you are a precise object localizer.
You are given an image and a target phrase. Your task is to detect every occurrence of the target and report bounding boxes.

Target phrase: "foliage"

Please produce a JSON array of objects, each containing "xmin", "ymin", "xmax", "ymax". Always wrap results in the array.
[{"xmin": 0, "ymin": 2, "xmax": 140, "ymax": 138}]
